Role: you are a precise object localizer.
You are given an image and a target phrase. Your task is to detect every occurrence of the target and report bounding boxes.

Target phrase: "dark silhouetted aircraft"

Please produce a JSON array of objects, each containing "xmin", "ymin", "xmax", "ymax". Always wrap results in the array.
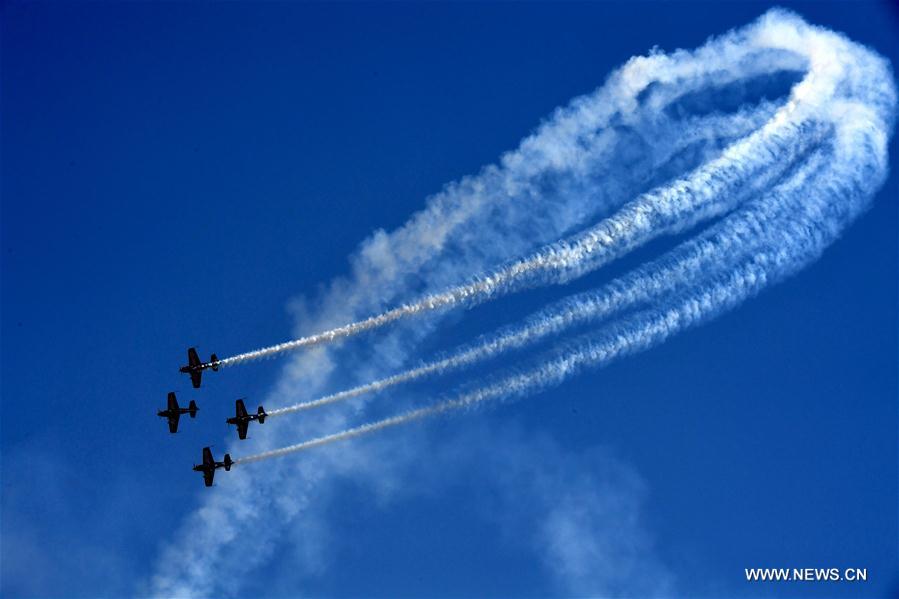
[
  {"xmin": 180, "ymin": 347, "xmax": 219, "ymax": 388},
  {"xmin": 227, "ymin": 399, "xmax": 267, "ymax": 440},
  {"xmin": 193, "ymin": 446, "xmax": 232, "ymax": 487},
  {"xmin": 157, "ymin": 392, "xmax": 198, "ymax": 433}
]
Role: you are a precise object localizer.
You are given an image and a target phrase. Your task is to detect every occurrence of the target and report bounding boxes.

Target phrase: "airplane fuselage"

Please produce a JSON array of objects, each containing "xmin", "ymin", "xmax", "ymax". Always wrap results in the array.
[
  {"xmin": 158, "ymin": 408, "xmax": 189, "ymax": 417},
  {"xmin": 226, "ymin": 414, "xmax": 261, "ymax": 425}
]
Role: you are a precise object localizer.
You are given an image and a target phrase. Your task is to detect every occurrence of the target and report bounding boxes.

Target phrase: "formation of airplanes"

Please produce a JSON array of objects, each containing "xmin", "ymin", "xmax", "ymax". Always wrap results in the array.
[{"xmin": 157, "ymin": 347, "xmax": 265, "ymax": 486}]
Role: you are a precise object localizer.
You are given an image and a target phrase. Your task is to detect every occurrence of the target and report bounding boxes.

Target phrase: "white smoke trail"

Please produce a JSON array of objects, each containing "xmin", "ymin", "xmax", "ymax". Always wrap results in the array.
[
  {"xmin": 235, "ymin": 252, "xmax": 818, "ymax": 465},
  {"xmin": 214, "ymin": 37, "xmax": 823, "ymax": 368},
  {"xmin": 241, "ymin": 10, "xmax": 895, "ymax": 462},
  {"xmin": 239, "ymin": 173, "xmax": 881, "ymax": 464},
  {"xmin": 266, "ymin": 138, "xmax": 828, "ymax": 418},
  {"xmin": 218, "ymin": 115, "xmax": 814, "ymax": 368}
]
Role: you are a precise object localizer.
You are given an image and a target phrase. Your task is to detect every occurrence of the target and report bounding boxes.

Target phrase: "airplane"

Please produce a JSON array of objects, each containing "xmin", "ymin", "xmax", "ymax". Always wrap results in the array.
[
  {"xmin": 193, "ymin": 446, "xmax": 233, "ymax": 487},
  {"xmin": 227, "ymin": 399, "xmax": 267, "ymax": 440},
  {"xmin": 157, "ymin": 392, "xmax": 198, "ymax": 433},
  {"xmin": 180, "ymin": 347, "xmax": 219, "ymax": 388}
]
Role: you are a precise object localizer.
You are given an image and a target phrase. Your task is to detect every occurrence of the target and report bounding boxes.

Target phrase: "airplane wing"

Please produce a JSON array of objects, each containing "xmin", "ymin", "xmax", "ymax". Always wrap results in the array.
[
  {"xmin": 203, "ymin": 447, "xmax": 214, "ymax": 466},
  {"xmin": 168, "ymin": 412, "xmax": 180, "ymax": 434},
  {"xmin": 203, "ymin": 469, "xmax": 214, "ymax": 487},
  {"xmin": 188, "ymin": 347, "xmax": 201, "ymax": 367},
  {"xmin": 236, "ymin": 399, "xmax": 248, "ymax": 418},
  {"xmin": 167, "ymin": 392, "xmax": 179, "ymax": 411},
  {"xmin": 237, "ymin": 420, "xmax": 249, "ymax": 440},
  {"xmin": 190, "ymin": 371, "xmax": 202, "ymax": 388}
]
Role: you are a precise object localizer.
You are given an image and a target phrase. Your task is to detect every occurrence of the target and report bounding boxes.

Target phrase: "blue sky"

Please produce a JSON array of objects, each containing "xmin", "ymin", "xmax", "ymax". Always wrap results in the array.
[{"xmin": 2, "ymin": 2, "xmax": 897, "ymax": 598}]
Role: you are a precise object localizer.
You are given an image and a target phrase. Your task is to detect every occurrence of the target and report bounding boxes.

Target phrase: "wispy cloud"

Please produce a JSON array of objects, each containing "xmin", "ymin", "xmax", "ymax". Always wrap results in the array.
[{"xmin": 450, "ymin": 423, "xmax": 675, "ymax": 597}]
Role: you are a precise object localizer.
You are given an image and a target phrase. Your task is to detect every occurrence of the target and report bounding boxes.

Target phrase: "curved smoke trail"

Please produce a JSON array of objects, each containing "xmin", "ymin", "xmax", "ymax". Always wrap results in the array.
[
  {"xmin": 218, "ymin": 114, "xmax": 813, "ymax": 367},
  {"xmin": 214, "ymin": 30, "xmax": 822, "ymax": 368},
  {"xmin": 266, "ymin": 134, "xmax": 826, "ymax": 418},
  {"xmin": 240, "ymin": 10, "xmax": 895, "ymax": 462}
]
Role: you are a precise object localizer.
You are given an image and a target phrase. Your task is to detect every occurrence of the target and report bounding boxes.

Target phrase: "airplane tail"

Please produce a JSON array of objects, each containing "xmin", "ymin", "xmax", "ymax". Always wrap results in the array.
[
  {"xmin": 211, "ymin": 354, "xmax": 219, "ymax": 371},
  {"xmin": 223, "ymin": 454, "xmax": 233, "ymax": 471},
  {"xmin": 188, "ymin": 400, "xmax": 198, "ymax": 418},
  {"xmin": 257, "ymin": 406, "xmax": 266, "ymax": 424}
]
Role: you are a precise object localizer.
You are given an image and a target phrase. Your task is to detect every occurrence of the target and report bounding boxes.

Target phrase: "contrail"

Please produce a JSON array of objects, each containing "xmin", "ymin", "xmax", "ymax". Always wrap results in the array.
[
  {"xmin": 235, "ymin": 251, "xmax": 824, "ymax": 465},
  {"xmin": 239, "ymin": 10, "xmax": 894, "ymax": 462},
  {"xmin": 239, "ymin": 156, "xmax": 885, "ymax": 464},
  {"xmin": 241, "ymin": 136, "xmax": 844, "ymax": 434},
  {"xmin": 218, "ymin": 110, "xmax": 820, "ymax": 368},
  {"xmin": 266, "ymin": 138, "xmax": 828, "ymax": 418},
  {"xmin": 214, "ymin": 29, "xmax": 825, "ymax": 369}
]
